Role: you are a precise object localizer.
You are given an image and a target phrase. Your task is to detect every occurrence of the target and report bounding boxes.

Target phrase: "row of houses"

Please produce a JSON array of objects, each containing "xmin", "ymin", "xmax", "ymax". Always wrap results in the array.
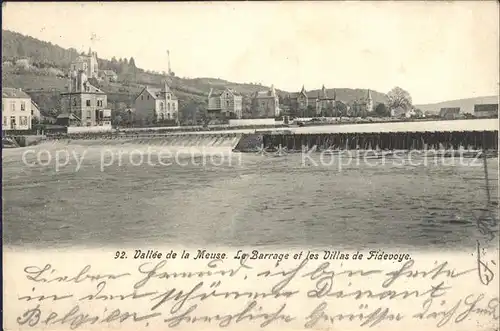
[
  {"xmin": 2, "ymin": 87, "xmax": 108, "ymax": 132},
  {"xmin": 439, "ymin": 105, "xmax": 499, "ymax": 119},
  {"xmin": 206, "ymin": 85, "xmax": 374, "ymax": 119},
  {"xmin": 2, "ymin": 71, "xmax": 180, "ymax": 132},
  {"xmin": 2, "ymin": 68, "xmax": 115, "ymax": 132},
  {"xmin": 4, "ymin": 46, "xmax": 496, "ymax": 129}
]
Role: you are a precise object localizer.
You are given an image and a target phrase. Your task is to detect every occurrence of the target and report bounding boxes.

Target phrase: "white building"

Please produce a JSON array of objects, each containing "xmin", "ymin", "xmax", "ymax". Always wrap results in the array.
[
  {"xmin": 134, "ymin": 81, "xmax": 179, "ymax": 123},
  {"xmin": 207, "ymin": 88, "xmax": 243, "ymax": 119},
  {"xmin": 70, "ymin": 48, "xmax": 99, "ymax": 80},
  {"xmin": 2, "ymin": 88, "xmax": 32, "ymax": 131}
]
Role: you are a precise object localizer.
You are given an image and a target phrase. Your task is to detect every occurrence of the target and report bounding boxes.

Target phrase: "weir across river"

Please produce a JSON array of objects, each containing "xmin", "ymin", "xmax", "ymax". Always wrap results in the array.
[
  {"xmin": 244, "ymin": 130, "xmax": 499, "ymax": 152},
  {"xmin": 29, "ymin": 118, "xmax": 499, "ymax": 151},
  {"xmin": 234, "ymin": 119, "xmax": 499, "ymax": 152}
]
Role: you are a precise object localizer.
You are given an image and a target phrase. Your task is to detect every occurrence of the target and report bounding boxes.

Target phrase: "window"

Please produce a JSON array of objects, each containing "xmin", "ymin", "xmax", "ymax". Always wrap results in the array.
[
  {"xmin": 86, "ymin": 100, "xmax": 91, "ymax": 107},
  {"xmin": 10, "ymin": 101, "xmax": 15, "ymax": 112},
  {"xmin": 3, "ymin": 116, "xmax": 7, "ymax": 126},
  {"xmin": 73, "ymin": 98, "xmax": 77, "ymax": 106},
  {"xmin": 97, "ymin": 100, "xmax": 103, "ymax": 107},
  {"xmin": 10, "ymin": 116, "xmax": 16, "ymax": 128},
  {"xmin": 83, "ymin": 63, "xmax": 87, "ymax": 70},
  {"xmin": 160, "ymin": 102, "xmax": 164, "ymax": 110},
  {"xmin": 173, "ymin": 103, "xmax": 176, "ymax": 111},
  {"xmin": 87, "ymin": 110, "xmax": 91, "ymax": 118},
  {"xmin": 147, "ymin": 95, "xmax": 150, "ymax": 100},
  {"xmin": 167, "ymin": 103, "xmax": 170, "ymax": 111},
  {"xmin": 141, "ymin": 95, "xmax": 144, "ymax": 100},
  {"xmin": 20, "ymin": 116, "xmax": 28, "ymax": 126},
  {"xmin": 167, "ymin": 94, "xmax": 170, "ymax": 100},
  {"xmin": 167, "ymin": 113, "xmax": 171, "ymax": 119},
  {"xmin": 21, "ymin": 101, "xmax": 26, "ymax": 111}
]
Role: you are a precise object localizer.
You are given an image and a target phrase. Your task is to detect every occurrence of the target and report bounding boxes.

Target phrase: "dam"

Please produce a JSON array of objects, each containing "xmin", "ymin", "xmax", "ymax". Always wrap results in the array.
[
  {"xmin": 30, "ymin": 118, "xmax": 499, "ymax": 152},
  {"xmin": 248, "ymin": 130, "xmax": 498, "ymax": 152}
]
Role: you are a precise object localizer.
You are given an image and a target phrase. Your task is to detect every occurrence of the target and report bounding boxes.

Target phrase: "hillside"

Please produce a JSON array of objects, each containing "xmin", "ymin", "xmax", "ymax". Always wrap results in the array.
[
  {"xmin": 2, "ymin": 29, "xmax": 388, "ymax": 120},
  {"xmin": 415, "ymin": 96, "xmax": 499, "ymax": 114}
]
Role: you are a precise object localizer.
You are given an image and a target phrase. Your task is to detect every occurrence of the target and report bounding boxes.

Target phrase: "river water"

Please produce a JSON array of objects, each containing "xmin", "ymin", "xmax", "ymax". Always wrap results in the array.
[{"xmin": 2, "ymin": 139, "xmax": 498, "ymax": 250}]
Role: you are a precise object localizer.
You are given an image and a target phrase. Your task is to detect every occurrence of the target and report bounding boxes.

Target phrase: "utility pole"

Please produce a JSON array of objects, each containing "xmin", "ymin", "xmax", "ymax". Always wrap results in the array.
[{"xmin": 167, "ymin": 50, "xmax": 172, "ymax": 76}]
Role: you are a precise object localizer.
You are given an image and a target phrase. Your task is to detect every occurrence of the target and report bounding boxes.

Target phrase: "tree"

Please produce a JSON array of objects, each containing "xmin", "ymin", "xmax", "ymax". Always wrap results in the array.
[
  {"xmin": 324, "ymin": 102, "xmax": 335, "ymax": 117},
  {"xmin": 306, "ymin": 105, "xmax": 316, "ymax": 117},
  {"xmin": 113, "ymin": 115, "xmax": 123, "ymax": 126},
  {"xmin": 335, "ymin": 102, "xmax": 348, "ymax": 119},
  {"xmin": 374, "ymin": 103, "xmax": 389, "ymax": 117},
  {"xmin": 413, "ymin": 108, "xmax": 424, "ymax": 118},
  {"xmin": 179, "ymin": 101, "xmax": 198, "ymax": 124},
  {"xmin": 16, "ymin": 42, "xmax": 26, "ymax": 57},
  {"xmin": 129, "ymin": 57, "xmax": 136, "ymax": 68},
  {"xmin": 387, "ymin": 87, "xmax": 413, "ymax": 112},
  {"xmin": 110, "ymin": 57, "xmax": 118, "ymax": 72}
]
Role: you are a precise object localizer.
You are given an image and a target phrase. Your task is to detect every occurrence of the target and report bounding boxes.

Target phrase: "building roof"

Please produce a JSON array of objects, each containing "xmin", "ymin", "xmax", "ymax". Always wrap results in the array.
[
  {"xmin": 254, "ymin": 85, "xmax": 277, "ymax": 99},
  {"xmin": 2, "ymin": 87, "xmax": 31, "ymax": 99},
  {"xmin": 254, "ymin": 90, "xmax": 276, "ymax": 98},
  {"xmin": 439, "ymin": 107, "xmax": 460, "ymax": 116},
  {"xmin": 39, "ymin": 109, "xmax": 55, "ymax": 118},
  {"xmin": 57, "ymin": 113, "xmax": 80, "ymax": 120},
  {"xmin": 209, "ymin": 88, "xmax": 242, "ymax": 98},
  {"xmin": 136, "ymin": 85, "xmax": 178, "ymax": 101},
  {"xmin": 289, "ymin": 91, "xmax": 317, "ymax": 99},
  {"xmin": 474, "ymin": 104, "xmax": 499, "ymax": 112},
  {"xmin": 74, "ymin": 55, "xmax": 89, "ymax": 62}
]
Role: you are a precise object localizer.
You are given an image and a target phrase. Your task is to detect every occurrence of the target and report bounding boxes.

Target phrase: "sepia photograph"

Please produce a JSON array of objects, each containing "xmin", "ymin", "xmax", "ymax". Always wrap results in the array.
[{"xmin": 2, "ymin": 2, "xmax": 499, "ymax": 331}]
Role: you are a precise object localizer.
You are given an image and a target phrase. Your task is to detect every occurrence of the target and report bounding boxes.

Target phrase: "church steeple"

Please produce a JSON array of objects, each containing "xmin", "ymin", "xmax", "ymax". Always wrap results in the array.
[
  {"xmin": 366, "ymin": 89, "xmax": 373, "ymax": 113},
  {"xmin": 333, "ymin": 89, "xmax": 337, "ymax": 101},
  {"xmin": 162, "ymin": 79, "xmax": 172, "ymax": 95},
  {"xmin": 321, "ymin": 84, "xmax": 328, "ymax": 98}
]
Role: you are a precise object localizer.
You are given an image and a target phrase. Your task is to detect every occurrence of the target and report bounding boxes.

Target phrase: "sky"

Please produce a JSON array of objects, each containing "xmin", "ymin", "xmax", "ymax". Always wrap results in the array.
[{"xmin": 2, "ymin": 1, "xmax": 499, "ymax": 104}]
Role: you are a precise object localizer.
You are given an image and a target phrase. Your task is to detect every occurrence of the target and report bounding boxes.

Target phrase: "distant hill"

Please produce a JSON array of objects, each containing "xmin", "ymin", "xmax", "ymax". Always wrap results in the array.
[
  {"xmin": 2, "ymin": 29, "xmax": 387, "ymax": 119},
  {"xmin": 415, "ymin": 96, "xmax": 499, "ymax": 114}
]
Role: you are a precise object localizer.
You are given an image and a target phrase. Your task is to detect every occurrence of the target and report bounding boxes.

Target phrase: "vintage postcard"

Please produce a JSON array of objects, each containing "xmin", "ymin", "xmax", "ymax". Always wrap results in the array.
[{"xmin": 1, "ymin": 1, "xmax": 499, "ymax": 331}]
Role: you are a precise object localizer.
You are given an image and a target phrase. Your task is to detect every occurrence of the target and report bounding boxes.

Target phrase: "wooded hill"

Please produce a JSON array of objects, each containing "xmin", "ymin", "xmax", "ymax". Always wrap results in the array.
[{"xmin": 2, "ymin": 29, "xmax": 388, "ymax": 121}]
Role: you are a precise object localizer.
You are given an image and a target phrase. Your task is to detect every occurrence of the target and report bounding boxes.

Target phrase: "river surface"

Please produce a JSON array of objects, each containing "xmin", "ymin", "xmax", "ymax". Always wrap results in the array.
[{"xmin": 2, "ymin": 140, "xmax": 498, "ymax": 250}]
